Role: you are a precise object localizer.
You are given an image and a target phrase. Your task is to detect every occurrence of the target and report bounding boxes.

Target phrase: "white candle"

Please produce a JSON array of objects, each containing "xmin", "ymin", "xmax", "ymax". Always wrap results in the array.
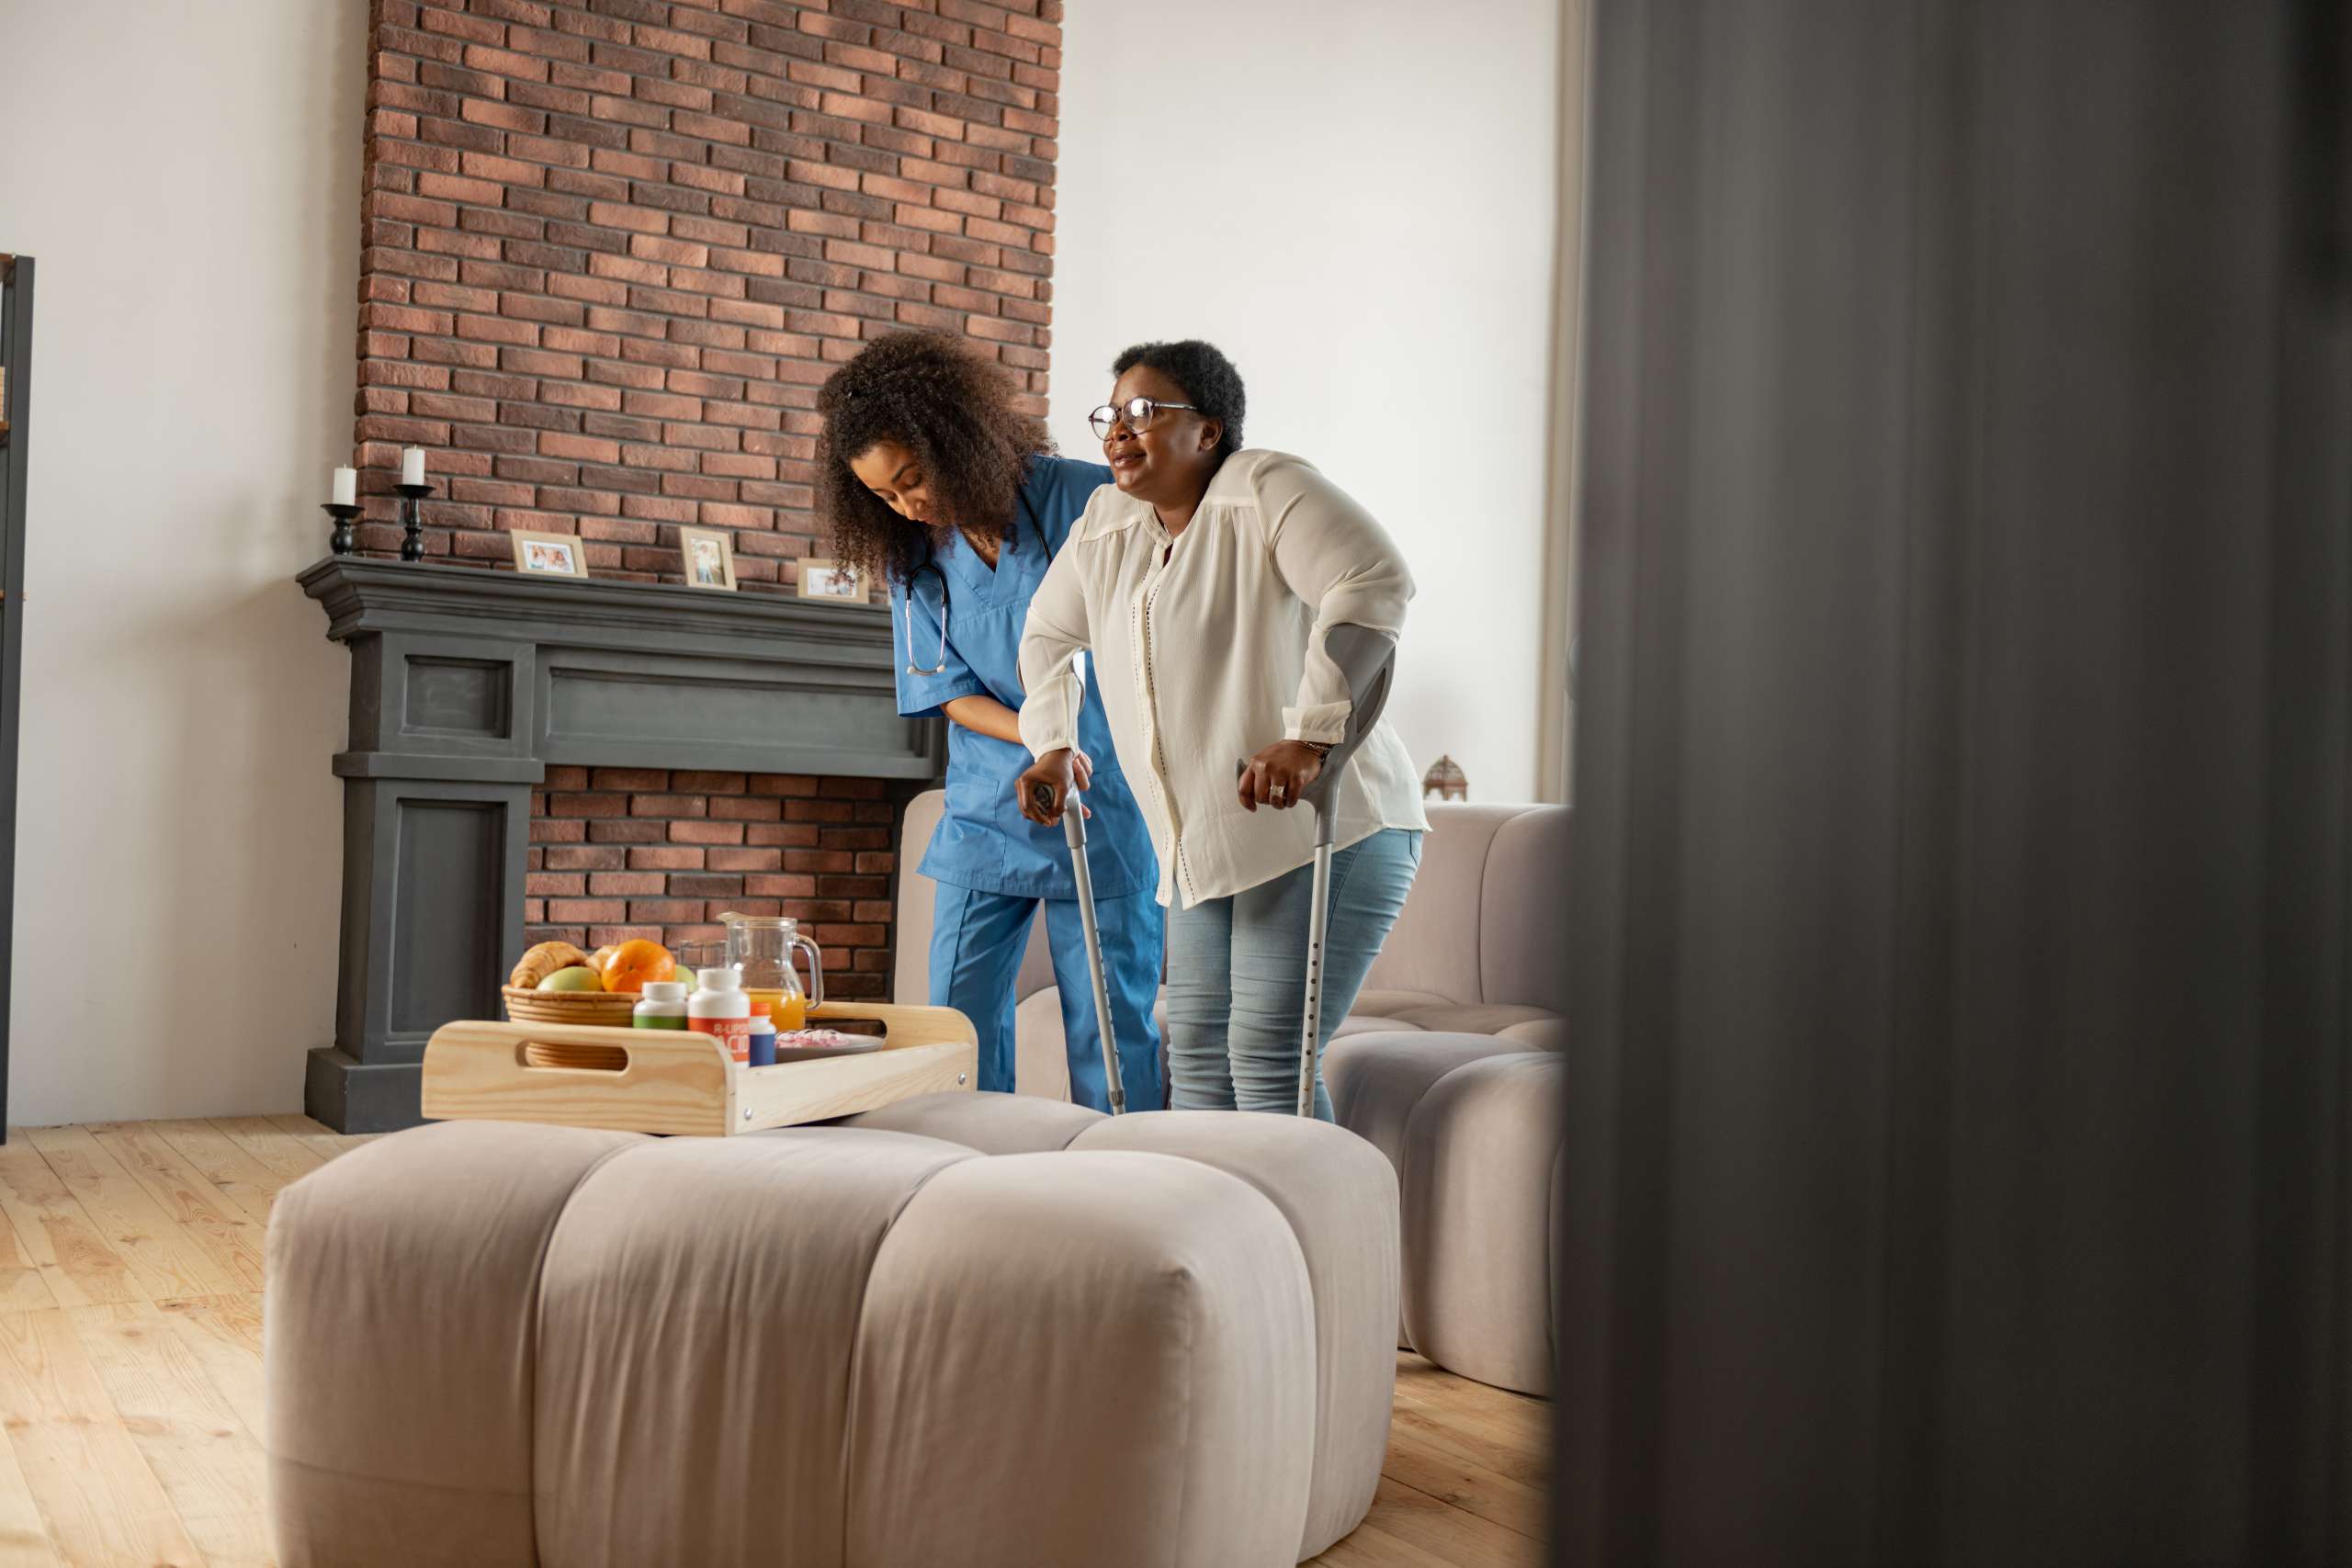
[
  {"xmin": 401, "ymin": 446, "xmax": 425, "ymax": 486},
  {"xmin": 332, "ymin": 467, "xmax": 356, "ymax": 507}
]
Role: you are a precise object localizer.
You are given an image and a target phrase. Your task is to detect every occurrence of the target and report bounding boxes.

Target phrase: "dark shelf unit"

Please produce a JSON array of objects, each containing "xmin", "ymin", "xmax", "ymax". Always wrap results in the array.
[{"xmin": 0, "ymin": 256, "xmax": 29, "ymax": 1139}]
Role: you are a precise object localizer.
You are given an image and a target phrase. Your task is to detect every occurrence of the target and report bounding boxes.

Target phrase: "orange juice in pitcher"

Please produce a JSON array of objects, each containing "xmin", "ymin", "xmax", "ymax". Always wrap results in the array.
[{"xmin": 720, "ymin": 912, "xmax": 822, "ymax": 1033}]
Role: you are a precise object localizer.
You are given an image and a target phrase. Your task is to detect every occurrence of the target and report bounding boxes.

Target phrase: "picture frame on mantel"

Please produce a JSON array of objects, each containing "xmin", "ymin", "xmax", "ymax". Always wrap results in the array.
[
  {"xmin": 798, "ymin": 557, "xmax": 870, "ymax": 604},
  {"xmin": 510, "ymin": 530, "xmax": 588, "ymax": 579},
  {"xmin": 679, "ymin": 526, "xmax": 737, "ymax": 591}
]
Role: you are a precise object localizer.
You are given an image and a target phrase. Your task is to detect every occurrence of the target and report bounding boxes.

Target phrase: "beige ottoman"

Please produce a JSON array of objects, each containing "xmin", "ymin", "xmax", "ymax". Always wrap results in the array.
[{"xmin": 265, "ymin": 1097, "xmax": 1398, "ymax": 1568}]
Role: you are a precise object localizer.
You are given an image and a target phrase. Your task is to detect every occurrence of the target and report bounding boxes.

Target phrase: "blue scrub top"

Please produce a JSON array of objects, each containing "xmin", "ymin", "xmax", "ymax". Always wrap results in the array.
[{"xmin": 893, "ymin": 455, "xmax": 1157, "ymax": 901}]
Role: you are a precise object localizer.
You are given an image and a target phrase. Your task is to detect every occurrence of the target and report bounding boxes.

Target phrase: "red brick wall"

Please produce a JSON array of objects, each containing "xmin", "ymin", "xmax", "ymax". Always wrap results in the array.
[
  {"xmin": 526, "ymin": 769, "xmax": 910, "ymax": 999},
  {"xmin": 353, "ymin": 0, "xmax": 1060, "ymax": 586}
]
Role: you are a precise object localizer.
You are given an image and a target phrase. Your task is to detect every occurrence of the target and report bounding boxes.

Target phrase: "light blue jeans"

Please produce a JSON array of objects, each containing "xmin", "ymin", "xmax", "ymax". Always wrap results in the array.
[{"xmin": 1164, "ymin": 829, "xmax": 1423, "ymax": 1119}]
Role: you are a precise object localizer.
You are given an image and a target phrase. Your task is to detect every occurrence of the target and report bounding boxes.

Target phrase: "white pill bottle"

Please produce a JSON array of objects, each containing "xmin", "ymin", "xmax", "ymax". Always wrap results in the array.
[{"xmin": 686, "ymin": 967, "xmax": 752, "ymax": 1063}]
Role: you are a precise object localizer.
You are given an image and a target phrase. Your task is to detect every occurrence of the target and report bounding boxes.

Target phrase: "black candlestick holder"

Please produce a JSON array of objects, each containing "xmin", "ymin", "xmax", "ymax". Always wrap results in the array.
[
  {"xmin": 320, "ymin": 502, "xmax": 361, "ymax": 557},
  {"xmin": 395, "ymin": 481, "xmax": 435, "ymax": 562}
]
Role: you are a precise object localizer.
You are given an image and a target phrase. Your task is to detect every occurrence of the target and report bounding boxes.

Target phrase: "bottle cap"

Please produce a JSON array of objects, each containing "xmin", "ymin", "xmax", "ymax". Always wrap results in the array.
[
  {"xmin": 750, "ymin": 999, "xmax": 773, "ymax": 1019},
  {"xmin": 640, "ymin": 981, "xmax": 686, "ymax": 1002},
  {"xmin": 697, "ymin": 966, "xmax": 741, "ymax": 991}
]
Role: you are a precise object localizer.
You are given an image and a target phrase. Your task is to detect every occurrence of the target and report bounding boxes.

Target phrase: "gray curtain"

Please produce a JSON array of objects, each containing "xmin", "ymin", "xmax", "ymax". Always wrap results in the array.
[{"xmin": 1561, "ymin": 0, "xmax": 2352, "ymax": 1562}]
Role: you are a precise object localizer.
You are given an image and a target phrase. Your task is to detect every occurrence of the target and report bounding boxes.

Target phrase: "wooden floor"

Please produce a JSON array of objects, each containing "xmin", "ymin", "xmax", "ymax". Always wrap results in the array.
[{"xmin": 0, "ymin": 1117, "xmax": 1547, "ymax": 1567}]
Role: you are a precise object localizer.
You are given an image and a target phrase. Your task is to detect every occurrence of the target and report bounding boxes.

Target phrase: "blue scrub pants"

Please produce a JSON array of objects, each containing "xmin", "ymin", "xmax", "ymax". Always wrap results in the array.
[{"xmin": 929, "ymin": 882, "xmax": 1165, "ymax": 1112}]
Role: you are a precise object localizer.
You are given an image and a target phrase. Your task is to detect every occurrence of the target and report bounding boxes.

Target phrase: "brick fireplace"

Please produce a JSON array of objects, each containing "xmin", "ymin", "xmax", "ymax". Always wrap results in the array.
[{"xmin": 527, "ymin": 766, "xmax": 901, "ymax": 998}]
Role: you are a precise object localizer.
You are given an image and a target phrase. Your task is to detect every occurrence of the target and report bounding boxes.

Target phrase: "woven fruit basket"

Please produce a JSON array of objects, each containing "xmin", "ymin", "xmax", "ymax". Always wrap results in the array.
[{"xmin": 501, "ymin": 984, "xmax": 639, "ymax": 1029}]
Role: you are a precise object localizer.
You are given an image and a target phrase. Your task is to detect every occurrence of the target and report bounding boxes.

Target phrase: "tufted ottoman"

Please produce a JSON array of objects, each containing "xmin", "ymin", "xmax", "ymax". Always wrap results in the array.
[{"xmin": 264, "ymin": 1094, "xmax": 1399, "ymax": 1568}]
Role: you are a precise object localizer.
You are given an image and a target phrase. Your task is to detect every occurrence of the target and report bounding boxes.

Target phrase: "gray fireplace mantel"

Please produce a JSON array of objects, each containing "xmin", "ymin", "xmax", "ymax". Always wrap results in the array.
[{"xmin": 299, "ymin": 556, "xmax": 942, "ymax": 1132}]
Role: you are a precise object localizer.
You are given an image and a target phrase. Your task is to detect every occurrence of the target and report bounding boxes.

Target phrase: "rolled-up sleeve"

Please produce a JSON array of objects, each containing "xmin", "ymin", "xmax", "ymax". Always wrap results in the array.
[
  {"xmin": 1254, "ymin": 456, "xmax": 1416, "ymax": 743},
  {"xmin": 1016, "ymin": 546, "xmax": 1091, "ymax": 758},
  {"xmin": 892, "ymin": 574, "xmax": 985, "ymax": 719}
]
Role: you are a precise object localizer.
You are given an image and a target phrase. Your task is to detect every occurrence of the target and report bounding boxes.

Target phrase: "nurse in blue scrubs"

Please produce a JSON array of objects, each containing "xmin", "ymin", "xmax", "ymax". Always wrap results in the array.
[{"xmin": 814, "ymin": 332, "xmax": 1162, "ymax": 1111}]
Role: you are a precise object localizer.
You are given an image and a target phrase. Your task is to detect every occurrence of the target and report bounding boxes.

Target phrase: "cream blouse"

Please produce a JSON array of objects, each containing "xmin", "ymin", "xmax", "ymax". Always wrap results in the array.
[{"xmin": 1017, "ymin": 448, "xmax": 1429, "ymax": 908}]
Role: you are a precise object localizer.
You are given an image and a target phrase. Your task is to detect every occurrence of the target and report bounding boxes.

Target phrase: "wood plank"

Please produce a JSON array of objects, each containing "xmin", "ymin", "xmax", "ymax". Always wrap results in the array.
[
  {"xmin": 265, "ymin": 1115, "xmax": 373, "ymax": 1166},
  {"xmin": 1378, "ymin": 1414, "xmax": 1549, "ymax": 1541},
  {"xmin": 180, "ymin": 1509, "xmax": 276, "ymax": 1568},
  {"xmin": 1394, "ymin": 1353, "xmax": 1553, "ymax": 1429},
  {"xmin": 207, "ymin": 1120, "xmax": 328, "ymax": 1188},
  {"xmin": 152, "ymin": 1296, "xmax": 266, "ymax": 1442},
  {"xmin": 65, "ymin": 1303, "xmax": 268, "ymax": 1560},
  {"xmin": 1347, "ymin": 1475, "xmax": 1544, "ymax": 1568},
  {"xmin": 0, "ymin": 1308, "xmax": 205, "ymax": 1566},
  {"xmin": 0, "ymin": 1421, "xmax": 61, "ymax": 1568},
  {"xmin": 145, "ymin": 1122, "xmax": 294, "ymax": 1226},
  {"xmin": 1311, "ymin": 1519, "xmax": 1466, "ymax": 1568},
  {"xmin": 87, "ymin": 1125, "xmax": 266, "ymax": 1293},
  {"xmin": 18, "ymin": 1129, "xmax": 242, "ymax": 1302},
  {"xmin": 1388, "ymin": 1359, "xmax": 1551, "ymax": 1485},
  {"xmin": 0, "ymin": 1206, "xmax": 56, "ymax": 1316},
  {"xmin": 1387, "ymin": 1399, "xmax": 1548, "ymax": 1491},
  {"xmin": 0, "ymin": 1142, "xmax": 136, "ymax": 1309},
  {"xmin": 0, "ymin": 1198, "xmax": 37, "ymax": 1272}
]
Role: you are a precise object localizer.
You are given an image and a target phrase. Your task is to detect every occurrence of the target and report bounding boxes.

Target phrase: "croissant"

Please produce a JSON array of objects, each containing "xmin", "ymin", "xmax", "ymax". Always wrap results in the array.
[{"xmin": 510, "ymin": 940, "xmax": 590, "ymax": 990}]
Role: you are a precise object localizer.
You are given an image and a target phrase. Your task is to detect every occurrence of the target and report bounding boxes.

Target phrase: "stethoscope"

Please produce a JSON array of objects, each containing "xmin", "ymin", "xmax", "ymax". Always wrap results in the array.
[{"xmin": 903, "ymin": 489, "xmax": 1057, "ymax": 676}]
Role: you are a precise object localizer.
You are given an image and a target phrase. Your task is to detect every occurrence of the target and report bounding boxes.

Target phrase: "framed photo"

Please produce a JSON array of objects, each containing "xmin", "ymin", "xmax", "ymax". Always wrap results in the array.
[
  {"xmin": 511, "ymin": 530, "xmax": 588, "ymax": 579},
  {"xmin": 797, "ymin": 558, "xmax": 870, "ymax": 604},
  {"xmin": 679, "ymin": 526, "xmax": 738, "ymax": 591}
]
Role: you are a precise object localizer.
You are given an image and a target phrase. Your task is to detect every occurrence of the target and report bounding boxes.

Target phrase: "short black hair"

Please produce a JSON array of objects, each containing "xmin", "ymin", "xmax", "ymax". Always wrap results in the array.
[{"xmin": 1112, "ymin": 339, "xmax": 1246, "ymax": 460}]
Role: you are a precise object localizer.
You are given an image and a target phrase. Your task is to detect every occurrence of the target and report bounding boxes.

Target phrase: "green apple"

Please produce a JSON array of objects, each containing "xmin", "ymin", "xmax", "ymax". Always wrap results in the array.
[{"xmin": 538, "ymin": 966, "xmax": 605, "ymax": 993}]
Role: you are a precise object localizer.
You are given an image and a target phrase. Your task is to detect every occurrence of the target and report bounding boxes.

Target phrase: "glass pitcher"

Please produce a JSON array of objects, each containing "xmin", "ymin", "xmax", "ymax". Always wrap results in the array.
[{"xmin": 717, "ymin": 911, "xmax": 824, "ymax": 1032}]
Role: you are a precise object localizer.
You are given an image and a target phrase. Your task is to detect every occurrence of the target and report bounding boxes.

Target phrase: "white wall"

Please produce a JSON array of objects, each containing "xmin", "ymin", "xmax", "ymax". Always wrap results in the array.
[
  {"xmin": 1052, "ymin": 0, "xmax": 1562, "ymax": 803},
  {"xmin": 0, "ymin": 4, "xmax": 363, "ymax": 1123}
]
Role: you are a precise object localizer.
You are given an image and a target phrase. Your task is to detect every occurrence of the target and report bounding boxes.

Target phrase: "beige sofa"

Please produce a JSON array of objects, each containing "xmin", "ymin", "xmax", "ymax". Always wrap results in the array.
[{"xmin": 894, "ymin": 794, "xmax": 1567, "ymax": 1396}]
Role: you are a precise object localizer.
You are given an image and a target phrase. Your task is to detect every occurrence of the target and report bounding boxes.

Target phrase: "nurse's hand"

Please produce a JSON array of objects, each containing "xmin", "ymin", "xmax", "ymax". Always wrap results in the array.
[
  {"xmin": 1017, "ymin": 749, "xmax": 1091, "ymax": 826},
  {"xmin": 1238, "ymin": 741, "xmax": 1325, "ymax": 813}
]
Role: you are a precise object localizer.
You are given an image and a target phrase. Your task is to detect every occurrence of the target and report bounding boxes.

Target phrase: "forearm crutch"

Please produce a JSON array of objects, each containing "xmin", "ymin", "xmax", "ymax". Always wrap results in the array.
[
  {"xmin": 1243, "ymin": 624, "xmax": 1400, "ymax": 1116},
  {"xmin": 1037, "ymin": 778, "xmax": 1127, "ymax": 1114}
]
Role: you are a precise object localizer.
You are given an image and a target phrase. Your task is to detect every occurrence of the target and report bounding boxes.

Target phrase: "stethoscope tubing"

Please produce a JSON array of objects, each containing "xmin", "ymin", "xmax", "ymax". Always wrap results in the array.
[{"xmin": 901, "ymin": 491, "xmax": 1055, "ymax": 678}]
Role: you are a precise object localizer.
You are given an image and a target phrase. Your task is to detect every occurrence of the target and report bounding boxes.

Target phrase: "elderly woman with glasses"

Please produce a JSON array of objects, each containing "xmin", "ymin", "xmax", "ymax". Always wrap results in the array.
[
  {"xmin": 1015, "ymin": 340, "xmax": 1428, "ymax": 1119},
  {"xmin": 817, "ymin": 331, "xmax": 1163, "ymax": 1111}
]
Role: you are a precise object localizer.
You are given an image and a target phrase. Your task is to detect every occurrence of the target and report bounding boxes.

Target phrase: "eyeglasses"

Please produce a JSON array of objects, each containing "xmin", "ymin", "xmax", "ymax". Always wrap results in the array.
[{"xmin": 1088, "ymin": 397, "xmax": 1201, "ymax": 440}]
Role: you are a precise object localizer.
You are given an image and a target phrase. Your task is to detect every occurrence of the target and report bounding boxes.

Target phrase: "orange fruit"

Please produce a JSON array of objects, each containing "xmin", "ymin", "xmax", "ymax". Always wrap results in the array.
[
  {"xmin": 602, "ymin": 939, "xmax": 675, "ymax": 996},
  {"xmin": 588, "ymin": 944, "xmax": 621, "ymax": 975}
]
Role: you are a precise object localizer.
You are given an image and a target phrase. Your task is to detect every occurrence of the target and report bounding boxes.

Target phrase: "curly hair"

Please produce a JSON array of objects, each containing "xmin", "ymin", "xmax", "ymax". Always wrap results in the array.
[
  {"xmin": 816, "ymin": 332, "xmax": 1049, "ymax": 588},
  {"xmin": 1111, "ymin": 340, "xmax": 1247, "ymax": 460}
]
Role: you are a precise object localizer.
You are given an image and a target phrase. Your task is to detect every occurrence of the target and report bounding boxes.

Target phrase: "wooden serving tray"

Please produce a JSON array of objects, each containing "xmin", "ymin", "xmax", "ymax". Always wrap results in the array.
[{"xmin": 420, "ymin": 1001, "xmax": 978, "ymax": 1136}]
